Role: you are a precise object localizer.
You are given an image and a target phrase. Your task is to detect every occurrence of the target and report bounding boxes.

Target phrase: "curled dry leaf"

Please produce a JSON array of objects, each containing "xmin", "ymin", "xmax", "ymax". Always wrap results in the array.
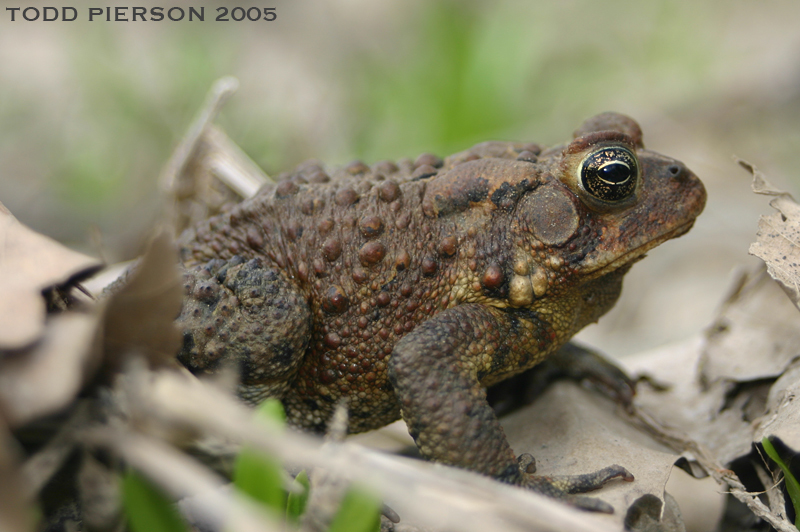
[
  {"xmin": 0, "ymin": 201, "xmax": 101, "ymax": 350},
  {"xmin": 743, "ymin": 159, "xmax": 800, "ymax": 308},
  {"xmin": 101, "ymin": 229, "xmax": 183, "ymax": 372},
  {"xmin": 161, "ymin": 77, "xmax": 269, "ymax": 235}
]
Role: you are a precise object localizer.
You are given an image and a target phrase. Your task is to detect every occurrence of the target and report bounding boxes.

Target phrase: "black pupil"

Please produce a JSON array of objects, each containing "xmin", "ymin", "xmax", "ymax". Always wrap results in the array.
[{"xmin": 598, "ymin": 162, "xmax": 630, "ymax": 184}]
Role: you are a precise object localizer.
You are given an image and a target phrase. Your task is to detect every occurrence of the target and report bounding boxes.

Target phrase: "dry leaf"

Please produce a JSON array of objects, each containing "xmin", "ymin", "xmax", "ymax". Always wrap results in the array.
[
  {"xmin": 742, "ymin": 353, "xmax": 800, "ymax": 524},
  {"xmin": 0, "ymin": 201, "xmax": 101, "ymax": 349},
  {"xmin": 755, "ymin": 360, "xmax": 800, "ymax": 455},
  {"xmin": 161, "ymin": 77, "xmax": 269, "ymax": 234},
  {"xmin": 622, "ymin": 265, "xmax": 800, "ymax": 531},
  {"xmin": 0, "ymin": 311, "xmax": 101, "ymax": 427},
  {"xmin": 101, "ymin": 230, "xmax": 183, "ymax": 371},
  {"xmin": 742, "ymin": 159, "xmax": 800, "ymax": 308},
  {"xmin": 503, "ymin": 382, "xmax": 679, "ymax": 530},
  {"xmin": 624, "ymin": 336, "xmax": 754, "ymax": 470},
  {"xmin": 701, "ymin": 267, "xmax": 800, "ymax": 383}
]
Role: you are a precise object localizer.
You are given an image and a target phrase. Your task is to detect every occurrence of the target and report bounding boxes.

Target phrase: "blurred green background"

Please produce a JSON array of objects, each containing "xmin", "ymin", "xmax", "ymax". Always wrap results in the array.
[{"xmin": 2, "ymin": 0, "xmax": 800, "ymax": 358}]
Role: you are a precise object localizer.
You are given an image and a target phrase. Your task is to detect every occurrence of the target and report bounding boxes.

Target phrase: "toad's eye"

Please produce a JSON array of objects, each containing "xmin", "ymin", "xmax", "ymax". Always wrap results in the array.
[{"xmin": 578, "ymin": 146, "xmax": 639, "ymax": 202}]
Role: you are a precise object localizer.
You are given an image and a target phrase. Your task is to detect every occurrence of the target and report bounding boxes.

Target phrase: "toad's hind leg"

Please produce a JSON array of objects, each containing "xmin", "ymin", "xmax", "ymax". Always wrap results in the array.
[{"xmin": 177, "ymin": 256, "xmax": 311, "ymax": 404}]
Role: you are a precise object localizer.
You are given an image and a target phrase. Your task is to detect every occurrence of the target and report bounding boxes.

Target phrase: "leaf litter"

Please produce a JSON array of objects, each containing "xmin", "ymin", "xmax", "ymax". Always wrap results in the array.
[
  {"xmin": 0, "ymin": 201, "xmax": 101, "ymax": 350},
  {"xmin": 3, "ymin": 83, "xmax": 800, "ymax": 532}
]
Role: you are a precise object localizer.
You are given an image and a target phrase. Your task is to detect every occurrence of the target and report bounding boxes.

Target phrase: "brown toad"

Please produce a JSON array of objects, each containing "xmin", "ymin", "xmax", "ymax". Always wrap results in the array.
[{"xmin": 176, "ymin": 112, "xmax": 706, "ymax": 510}]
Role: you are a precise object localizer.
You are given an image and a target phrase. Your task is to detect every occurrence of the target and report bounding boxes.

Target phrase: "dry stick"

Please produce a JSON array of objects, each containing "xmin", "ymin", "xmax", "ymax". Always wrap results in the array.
[
  {"xmin": 83, "ymin": 427, "xmax": 284, "ymax": 532},
  {"xmin": 753, "ymin": 459, "xmax": 788, "ymax": 521},
  {"xmin": 122, "ymin": 368, "xmax": 621, "ymax": 532}
]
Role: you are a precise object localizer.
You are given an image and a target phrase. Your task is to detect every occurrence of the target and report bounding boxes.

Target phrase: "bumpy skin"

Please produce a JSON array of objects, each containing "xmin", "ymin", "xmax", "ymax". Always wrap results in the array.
[{"xmin": 176, "ymin": 113, "xmax": 706, "ymax": 507}]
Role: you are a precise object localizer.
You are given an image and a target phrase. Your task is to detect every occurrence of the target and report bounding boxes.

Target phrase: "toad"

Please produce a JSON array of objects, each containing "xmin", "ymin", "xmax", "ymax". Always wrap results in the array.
[{"xmin": 176, "ymin": 112, "xmax": 706, "ymax": 510}]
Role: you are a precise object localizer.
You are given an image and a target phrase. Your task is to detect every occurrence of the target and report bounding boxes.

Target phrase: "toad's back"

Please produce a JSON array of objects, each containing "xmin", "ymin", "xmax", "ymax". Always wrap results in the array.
[{"xmin": 178, "ymin": 141, "xmax": 553, "ymax": 431}]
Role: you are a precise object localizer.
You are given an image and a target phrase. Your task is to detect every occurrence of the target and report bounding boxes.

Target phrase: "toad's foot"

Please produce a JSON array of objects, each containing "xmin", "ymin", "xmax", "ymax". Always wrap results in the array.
[{"xmin": 517, "ymin": 453, "xmax": 634, "ymax": 513}]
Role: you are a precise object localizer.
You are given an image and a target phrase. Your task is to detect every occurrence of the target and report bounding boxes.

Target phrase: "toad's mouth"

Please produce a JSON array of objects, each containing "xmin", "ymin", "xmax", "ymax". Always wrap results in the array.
[{"xmin": 583, "ymin": 219, "xmax": 696, "ymax": 280}]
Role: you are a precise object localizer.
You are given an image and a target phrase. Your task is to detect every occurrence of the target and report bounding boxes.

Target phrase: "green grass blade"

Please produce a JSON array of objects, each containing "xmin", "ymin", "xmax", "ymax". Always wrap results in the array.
[
  {"xmin": 286, "ymin": 469, "xmax": 310, "ymax": 523},
  {"xmin": 256, "ymin": 398, "xmax": 287, "ymax": 426},
  {"xmin": 233, "ymin": 447, "xmax": 286, "ymax": 513},
  {"xmin": 761, "ymin": 436, "xmax": 800, "ymax": 528},
  {"xmin": 328, "ymin": 486, "xmax": 381, "ymax": 532},
  {"xmin": 121, "ymin": 471, "xmax": 188, "ymax": 532},
  {"xmin": 232, "ymin": 398, "xmax": 287, "ymax": 513}
]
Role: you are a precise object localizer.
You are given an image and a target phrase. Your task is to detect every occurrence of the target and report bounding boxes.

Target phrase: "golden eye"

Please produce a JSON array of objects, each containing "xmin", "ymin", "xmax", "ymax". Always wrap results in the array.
[{"xmin": 579, "ymin": 146, "xmax": 639, "ymax": 202}]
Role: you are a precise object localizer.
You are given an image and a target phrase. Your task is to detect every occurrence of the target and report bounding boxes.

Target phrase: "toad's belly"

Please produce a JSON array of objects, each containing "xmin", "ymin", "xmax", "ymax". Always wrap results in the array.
[{"xmin": 281, "ymin": 346, "xmax": 402, "ymax": 434}]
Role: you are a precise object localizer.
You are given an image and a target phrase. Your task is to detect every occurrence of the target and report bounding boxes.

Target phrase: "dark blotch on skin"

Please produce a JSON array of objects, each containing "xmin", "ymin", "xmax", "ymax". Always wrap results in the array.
[
  {"xmin": 423, "ymin": 180, "xmax": 488, "ymax": 217},
  {"xmin": 307, "ymin": 169, "xmax": 330, "ymax": 183},
  {"xmin": 439, "ymin": 236, "xmax": 457, "ymax": 257},
  {"xmin": 246, "ymin": 228, "xmax": 264, "ymax": 249},
  {"xmin": 374, "ymin": 160, "xmax": 399, "ymax": 174},
  {"xmin": 396, "ymin": 250, "xmax": 411, "ymax": 271},
  {"xmin": 412, "ymin": 164, "xmax": 438, "ymax": 181},
  {"xmin": 318, "ymin": 218, "xmax": 335, "ymax": 235},
  {"xmin": 346, "ymin": 160, "xmax": 370, "ymax": 175},
  {"xmin": 352, "ymin": 267, "xmax": 369, "ymax": 284},
  {"xmin": 490, "ymin": 180, "xmax": 533, "ymax": 211},
  {"xmin": 286, "ymin": 223, "xmax": 303, "ymax": 242},
  {"xmin": 415, "ymin": 153, "xmax": 444, "ymax": 169},
  {"xmin": 376, "ymin": 292, "xmax": 391, "ymax": 307}
]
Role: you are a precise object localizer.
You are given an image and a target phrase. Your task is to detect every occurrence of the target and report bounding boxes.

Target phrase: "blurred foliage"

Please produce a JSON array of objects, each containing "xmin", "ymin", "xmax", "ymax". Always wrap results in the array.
[
  {"xmin": 121, "ymin": 399, "xmax": 377, "ymax": 530},
  {"xmin": 231, "ymin": 398, "xmax": 376, "ymax": 531},
  {"xmin": 349, "ymin": 1, "xmax": 539, "ymax": 159},
  {"xmin": 328, "ymin": 486, "xmax": 382, "ymax": 532},
  {"xmin": 346, "ymin": 0, "xmax": 717, "ymax": 161},
  {"xmin": 1, "ymin": 0, "xmax": 799, "ymax": 249},
  {"xmin": 122, "ymin": 470, "xmax": 189, "ymax": 532},
  {"xmin": 233, "ymin": 399, "xmax": 288, "ymax": 515},
  {"xmin": 57, "ymin": 22, "xmax": 235, "ymax": 209}
]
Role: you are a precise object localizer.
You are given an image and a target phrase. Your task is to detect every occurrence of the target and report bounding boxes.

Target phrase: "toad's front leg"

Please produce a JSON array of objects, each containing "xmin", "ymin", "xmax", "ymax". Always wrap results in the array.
[{"xmin": 387, "ymin": 304, "xmax": 632, "ymax": 512}]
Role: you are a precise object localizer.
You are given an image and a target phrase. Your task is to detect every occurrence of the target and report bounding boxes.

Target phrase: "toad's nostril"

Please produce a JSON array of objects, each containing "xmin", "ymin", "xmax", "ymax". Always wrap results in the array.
[{"xmin": 667, "ymin": 164, "xmax": 689, "ymax": 182}]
